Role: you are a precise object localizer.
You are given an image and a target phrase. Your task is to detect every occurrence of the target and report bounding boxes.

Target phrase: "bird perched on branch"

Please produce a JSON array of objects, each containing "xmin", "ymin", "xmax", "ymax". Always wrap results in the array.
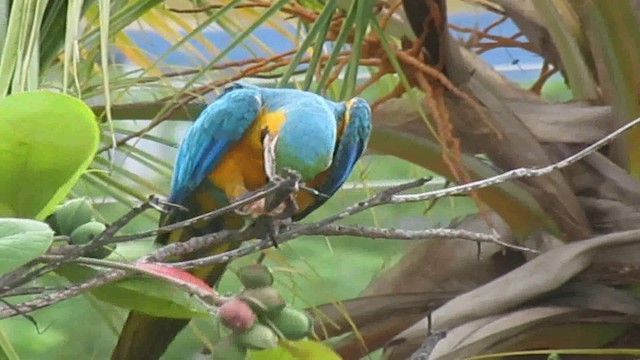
[{"xmin": 111, "ymin": 82, "xmax": 372, "ymax": 360}]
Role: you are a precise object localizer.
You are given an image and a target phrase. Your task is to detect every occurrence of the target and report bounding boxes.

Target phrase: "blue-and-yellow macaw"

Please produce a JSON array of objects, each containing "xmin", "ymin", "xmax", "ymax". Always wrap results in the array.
[{"xmin": 111, "ymin": 83, "xmax": 372, "ymax": 360}]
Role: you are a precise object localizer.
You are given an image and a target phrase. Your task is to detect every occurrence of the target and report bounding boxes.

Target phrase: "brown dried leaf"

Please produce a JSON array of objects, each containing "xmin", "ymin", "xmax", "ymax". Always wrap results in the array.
[{"xmin": 382, "ymin": 229, "xmax": 640, "ymax": 358}]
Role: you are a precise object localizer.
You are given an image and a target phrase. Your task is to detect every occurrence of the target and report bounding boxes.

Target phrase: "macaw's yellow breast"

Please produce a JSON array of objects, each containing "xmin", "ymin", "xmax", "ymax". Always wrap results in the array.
[
  {"xmin": 207, "ymin": 108, "xmax": 287, "ymax": 199},
  {"xmin": 200, "ymin": 107, "xmax": 338, "ymax": 219},
  {"xmin": 294, "ymin": 172, "xmax": 328, "ymax": 213}
]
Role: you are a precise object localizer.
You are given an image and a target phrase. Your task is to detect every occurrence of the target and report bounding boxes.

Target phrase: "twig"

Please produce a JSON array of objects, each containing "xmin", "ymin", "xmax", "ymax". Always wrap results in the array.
[
  {"xmin": 0, "ymin": 298, "xmax": 48, "ymax": 334},
  {"xmin": 0, "ymin": 229, "xmax": 249, "ymax": 319},
  {"xmin": 0, "ymin": 209, "xmax": 507, "ymax": 319},
  {"xmin": 0, "ymin": 181, "xmax": 289, "ymax": 316},
  {"xmin": 407, "ymin": 330, "xmax": 447, "ymax": 360},
  {"xmin": 111, "ymin": 175, "xmax": 299, "ymax": 243},
  {"xmin": 0, "ymin": 269, "xmax": 126, "ymax": 319},
  {"xmin": 146, "ymin": 229, "xmax": 253, "ymax": 262},
  {"xmin": 310, "ymin": 177, "xmax": 433, "ymax": 227},
  {"xmin": 169, "ymin": 239, "xmax": 272, "ymax": 270},
  {"xmin": 166, "ymin": 222, "xmax": 532, "ymax": 270},
  {"xmin": 0, "ymin": 225, "xmax": 244, "ymax": 318},
  {"xmin": 165, "ymin": 0, "xmax": 318, "ymax": 22},
  {"xmin": 85, "ymin": 197, "xmax": 156, "ymax": 248},
  {"xmin": 0, "ymin": 199, "xmax": 156, "ymax": 292},
  {"xmin": 1, "ymin": 286, "xmax": 68, "ymax": 297},
  {"xmin": 40, "ymin": 255, "xmax": 226, "ymax": 306},
  {"xmin": 391, "ymin": 117, "xmax": 640, "ymax": 203},
  {"xmin": 307, "ymin": 224, "xmax": 500, "ymax": 242},
  {"xmin": 449, "ymin": 23, "xmax": 538, "ymax": 54},
  {"xmin": 298, "ymin": 224, "xmax": 536, "ymax": 253}
]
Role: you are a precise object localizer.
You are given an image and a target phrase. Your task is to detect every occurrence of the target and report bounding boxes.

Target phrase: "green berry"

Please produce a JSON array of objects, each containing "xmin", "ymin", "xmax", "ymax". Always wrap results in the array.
[
  {"xmin": 239, "ymin": 287, "xmax": 286, "ymax": 316},
  {"xmin": 211, "ymin": 336, "xmax": 247, "ymax": 360},
  {"xmin": 238, "ymin": 264, "xmax": 274, "ymax": 289},
  {"xmin": 69, "ymin": 222, "xmax": 114, "ymax": 258},
  {"xmin": 48, "ymin": 198, "xmax": 95, "ymax": 235},
  {"xmin": 269, "ymin": 306, "xmax": 312, "ymax": 340},
  {"xmin": 235, "ymin": 323, "xmax": 278, "ymax": 350}
]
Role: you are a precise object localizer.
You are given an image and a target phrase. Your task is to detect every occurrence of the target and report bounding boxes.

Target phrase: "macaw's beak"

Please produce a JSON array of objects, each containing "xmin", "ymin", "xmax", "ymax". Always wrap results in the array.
[
  {"xmin": 234, "ymin": 130, "xmax": 298, "ymax": 220},
  {"xmin": 261, "ymin": 130, "xmax": 279, "ymax": 181}
]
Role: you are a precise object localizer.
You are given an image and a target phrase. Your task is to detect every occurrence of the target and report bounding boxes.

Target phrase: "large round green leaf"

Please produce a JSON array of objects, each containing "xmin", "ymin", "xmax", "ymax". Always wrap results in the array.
[
  {"xmin": 0, "ymin": 219, "xmax": 54, "ymax": 275},
  {"xmin": 0, "ymin": 91, "xmax": 98, "ymax": 219},
  {"xmin": 248, "ymin": 339, "xmax": 342, "ymax": 360}
]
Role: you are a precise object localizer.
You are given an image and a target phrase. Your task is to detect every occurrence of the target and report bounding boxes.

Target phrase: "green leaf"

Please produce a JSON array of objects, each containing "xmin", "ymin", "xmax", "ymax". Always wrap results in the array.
[
  {"xmin": 582, "ymin": 1, "xmax": 640, "ymax": 177},
  {"xmin": 0, "ymin": 320, "xmax": 20, "ymax": 360},
  {"xmin": 301, "ymin": 2, "xmax": 337, "ymax": 90},
  {"xmin": 0, "ymin": 0, "xmax": 25, "ymax": 97},
  {"xmin": 248, "ymin": 340, "xmax": 342, "ymax": 360},
  {"xmin": 340, "ymin": 0, "xmax": 375, "ymax": 99},
  {"xmin": 0, "ymin": 91, "xmax": 99, "ymax": 219},
  {"xmin": 41, "ymin": 0, "xmax": 97, "ymax": 70},
  {"xmin": 55, "ymin": 264, "xmax": 212, "ymax": 319},
  {"xmin": 532, "ymin": 0, "xmax": 598, "ymax": 101},
  {"xmin": 278, "ymin": 0, "xmax": 337, "ymax": 88},
  {"xmin": 314, "ymin": 0, "xmax": 358, "ymax": 94},
  {"xmin": 0, "ymin": 218, "xmax": 54, "ymax": 276}
]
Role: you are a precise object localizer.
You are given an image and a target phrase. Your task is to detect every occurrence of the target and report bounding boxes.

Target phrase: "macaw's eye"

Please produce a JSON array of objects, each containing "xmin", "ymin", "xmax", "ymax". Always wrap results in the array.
[{"xmin": 260, "ymin": 127, "xmax": 270, "ymax": 144}]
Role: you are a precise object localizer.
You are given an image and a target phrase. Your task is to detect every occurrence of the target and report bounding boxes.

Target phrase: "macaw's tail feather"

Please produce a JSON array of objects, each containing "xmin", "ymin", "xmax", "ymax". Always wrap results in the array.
[
  {"xmin": 110, "ymin": 258, "xmax": 230, "ymax": 360},
  {"xmin": 110, "ymin": 250, "xmax": 231, "ymax": 360},
  {"xmin": 111, "ymin": 215, "xmax": 235, "ymax": 360},
  {"xmin": 111, "ymin": 311, "xmax": 188, "ymax": 360},
  {"xmin": 110, "ymin": 193, "xmax": 242, "ymax": 359}
]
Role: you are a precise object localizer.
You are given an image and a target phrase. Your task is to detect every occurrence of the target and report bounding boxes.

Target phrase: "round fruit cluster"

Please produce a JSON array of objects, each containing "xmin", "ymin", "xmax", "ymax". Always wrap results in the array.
[
  {"xmin": 46, "ymin": 198, "xmax": 114, "ymax": 258},
  {"xmin": 213, "ymin": 264, "xmax": 313, "ymax": 359}
]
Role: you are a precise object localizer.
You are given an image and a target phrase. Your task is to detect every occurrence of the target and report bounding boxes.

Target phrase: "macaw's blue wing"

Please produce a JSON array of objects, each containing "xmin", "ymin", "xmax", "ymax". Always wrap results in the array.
[
  {"xmin": 169, "ymin": 85, "xmax": 262, "ymax": 205},
  {"xmin": 293, "ymin": 98, "xmax": 372, "ymax": 220}
]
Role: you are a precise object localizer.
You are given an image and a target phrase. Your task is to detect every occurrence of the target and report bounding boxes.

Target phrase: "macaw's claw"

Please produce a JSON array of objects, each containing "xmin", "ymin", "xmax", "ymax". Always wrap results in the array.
[
  {"xmin": 235, "ymin": 198, "xmax": 287, "ymax": 218},
  {"xmin": 148, "ymin": 195, "xmax": 189, "ymax": 214},
  {"xmin": 251, "ymin": 216, "xmax": 292, "ymax": 249}
]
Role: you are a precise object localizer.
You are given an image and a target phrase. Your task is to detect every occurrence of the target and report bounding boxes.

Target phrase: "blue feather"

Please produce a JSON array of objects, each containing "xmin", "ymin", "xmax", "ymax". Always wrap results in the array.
[
  {"xmin": 294, "ymin": 98, "xmax": 372, "ymax": 220},
  {"xmin": 167, "ymin": 81, "xmax": 371, "ymax": 223},
  {"xmin": 323, "ymin": 98, "xmax": 371, "ymax": 194},
  {"xmin": 169, "ymin": 87, "xmax": 262, "ymax": 204}
]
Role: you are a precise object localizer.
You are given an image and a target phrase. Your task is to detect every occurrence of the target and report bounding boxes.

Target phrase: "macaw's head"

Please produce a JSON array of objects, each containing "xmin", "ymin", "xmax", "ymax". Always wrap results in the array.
[{"xmin": 273, "ymin": 98, "xmax": 337, "ymax": 181}]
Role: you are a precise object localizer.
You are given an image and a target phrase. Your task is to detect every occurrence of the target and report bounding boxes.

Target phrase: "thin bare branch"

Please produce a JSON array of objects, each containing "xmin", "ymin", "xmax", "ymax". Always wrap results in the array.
[
  {"xmin": 0, "ymin": 269, "xmax": 127, "ymax": 319},
  {"xmin": 0, "ymin": 198, "xmax": 156, "ymax": 291},
  {"xmin": 111, "ymin": 174, "xmax": 300, "ymax": 243},
  {"xmin": 392, "ymin": 117, "xmax": 640, "ymax": 203},
  {"xmin": 40, "ymin": 255, "xmax": 227, "ymax": 306},
  {"xmin": 301, "ymin": 224, "xmax": 536, "ymax": 253},
  {"xmin": 166, "ymin": 220, "xmax": 533, "ymax": 271}
]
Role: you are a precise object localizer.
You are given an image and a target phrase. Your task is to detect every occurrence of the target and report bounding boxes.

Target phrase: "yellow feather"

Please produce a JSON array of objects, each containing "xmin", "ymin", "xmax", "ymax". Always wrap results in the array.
[{"xmin": 206, "ymin": 109, "xmax": 287, "ymax": 197}]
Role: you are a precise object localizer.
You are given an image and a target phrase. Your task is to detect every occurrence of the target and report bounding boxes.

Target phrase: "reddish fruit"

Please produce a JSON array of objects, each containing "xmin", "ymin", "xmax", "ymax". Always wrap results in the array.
[{"xmin": 218, "ymin": 298, "xmax": 256, "ymax": 333}]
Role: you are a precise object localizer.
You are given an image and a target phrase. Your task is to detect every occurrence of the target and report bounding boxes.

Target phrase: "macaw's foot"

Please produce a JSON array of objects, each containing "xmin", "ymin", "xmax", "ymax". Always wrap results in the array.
[
  {"xmin": 148, "ymin": 195, "xmax": 189, "ymax": 214},
  {"xmin": 236, "ymin": 198, "xmax": 287, "ymax": 218},
  {"xmin": 251, "ymin": 216, "xmax": 292, "ymax": 249}
]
